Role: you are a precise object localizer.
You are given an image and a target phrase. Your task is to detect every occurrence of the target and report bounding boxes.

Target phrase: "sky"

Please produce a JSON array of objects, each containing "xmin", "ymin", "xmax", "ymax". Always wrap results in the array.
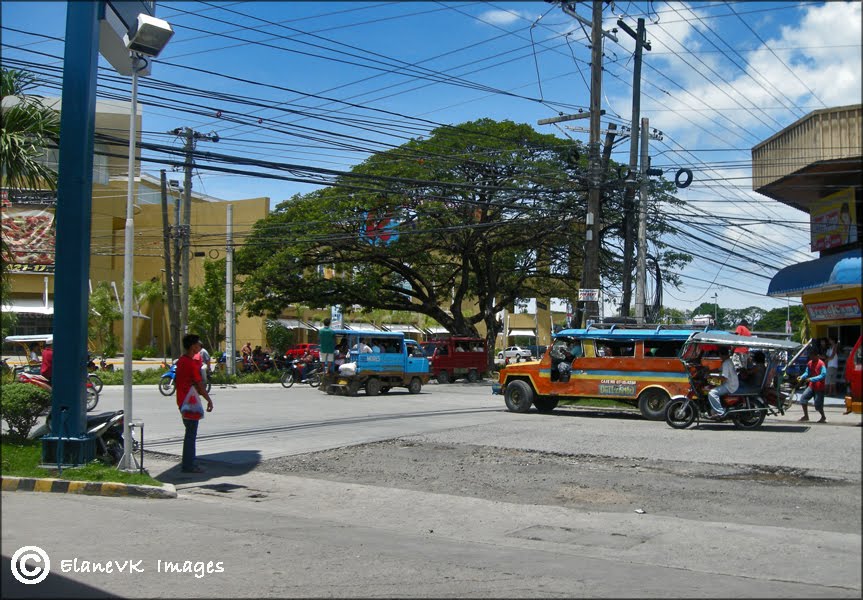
[{"xmin": 2, "ymin": 1, "xmax": 861, "ymax": 316}]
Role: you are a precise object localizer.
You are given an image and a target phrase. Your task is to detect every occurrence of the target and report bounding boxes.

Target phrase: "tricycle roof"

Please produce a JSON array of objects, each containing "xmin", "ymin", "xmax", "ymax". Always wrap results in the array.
[{"xmin": 4, "ymin": 334, "xmax": 53, "ymax": 344}]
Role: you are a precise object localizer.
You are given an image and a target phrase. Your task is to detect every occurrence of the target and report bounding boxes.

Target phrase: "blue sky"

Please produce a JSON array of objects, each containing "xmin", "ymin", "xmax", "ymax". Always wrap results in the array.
[{"xmin": 2, "ymin": 1, "xmax": 861, "ymax": 315}]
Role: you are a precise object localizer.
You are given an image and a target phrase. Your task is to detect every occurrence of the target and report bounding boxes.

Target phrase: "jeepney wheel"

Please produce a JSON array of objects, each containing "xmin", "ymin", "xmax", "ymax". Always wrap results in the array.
[
  {"xmin": 365, "ymin": 377, "xmax": 382, "ymax": 396},
  {"xmin": 408, "ymin": 377, "xmax": 422, "ymax": 394},
  {"xmin": 533, "ymin": 396, "xmax": 558, "ymax": 413},
  {"xmin": 504, "ymin": 380, "xmax": 534, "ymax": 413},
  {"xmin": 665, "ymin": 399, "xmax": 696, "ymax": 429},
  {"xmin": 437, "ymin": 370, "xmax": 450, "ymax": 384},
  {"xmin": 638, "ymin": 389, "xmax": 671, "ymax": 421},
  {"xmin": 732, "ymin": 399, "xmax": 767, "ymax": 430},
  {"xmin": 466, "ymin": 369, "xmax": 480, "ymax": 383}
]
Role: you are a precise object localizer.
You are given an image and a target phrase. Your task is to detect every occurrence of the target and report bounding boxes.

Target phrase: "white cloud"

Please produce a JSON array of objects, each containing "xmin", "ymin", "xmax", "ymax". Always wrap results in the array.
[{"xmin": 478, "ymin": 9, "xmax": 524, "ymax": 26}]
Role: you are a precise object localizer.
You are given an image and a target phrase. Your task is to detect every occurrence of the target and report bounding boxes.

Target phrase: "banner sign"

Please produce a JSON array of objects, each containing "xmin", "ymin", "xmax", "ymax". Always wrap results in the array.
[
  {"xmin": 361, "ymin": 211, "xmax": 399, "ymax": 246},
  {"xmin": 805, "ymin": 298, "xmax": 862, "ymax": 322},
  {"xmin": 811, "ymin": 188, "xmax": 857, "ymax": 251},
  {"xmin": 1, "ymin": 189, "xmax": 57, "ymax": 273},
  {"xmin": 578, "ymin": 289, "xmax": 600, "ymax": 302}
]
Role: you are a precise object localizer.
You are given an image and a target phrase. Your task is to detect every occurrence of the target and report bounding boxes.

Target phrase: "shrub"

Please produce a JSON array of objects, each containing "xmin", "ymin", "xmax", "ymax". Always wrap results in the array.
[
  {"xmin": 131, "ymin": 347, "xmax": 158, "ymax": 360},
  {"xmin": 0, "ymin": 383, "xmax": 51, "ymax": 439}
]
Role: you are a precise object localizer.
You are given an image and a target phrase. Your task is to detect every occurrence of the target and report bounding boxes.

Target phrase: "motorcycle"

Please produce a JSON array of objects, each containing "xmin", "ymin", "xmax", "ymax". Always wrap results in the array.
[
  {"xmin": 86, "ymin": 354, "xmax": 104, "ymax": 394},
  {"xmin": 29, "ymin": 409, "xmax": 129, "ymax": 466},
  {"xmin": 17, "ymin": 368, "xmax": 100, "ymax": 412},
  {"xmin": 665, "ymin": 331, "xmax": 801, "ymax": 430},
  {"xmin": 158, "ymin": 361, "xmax": 212, "ymax": 396},
  {"xmin": 280, "ymin": 359, "xmax": 323, "ymax": 388}
]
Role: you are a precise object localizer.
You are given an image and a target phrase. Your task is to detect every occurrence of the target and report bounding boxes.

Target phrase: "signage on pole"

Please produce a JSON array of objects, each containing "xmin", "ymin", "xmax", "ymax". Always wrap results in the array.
[
  {"xmin": 578, "ymin": 289, "xmax": 600, "ymax": 302},
  {"xmin": 331, "ymin": 305, "xmax": 343, "ymax": 329}
]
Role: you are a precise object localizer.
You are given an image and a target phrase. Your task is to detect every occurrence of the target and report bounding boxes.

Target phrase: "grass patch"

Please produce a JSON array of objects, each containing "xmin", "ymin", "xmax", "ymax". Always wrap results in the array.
[{"xmin": 1, "ymin": 436, "xmax": 163, "ymax": 487}]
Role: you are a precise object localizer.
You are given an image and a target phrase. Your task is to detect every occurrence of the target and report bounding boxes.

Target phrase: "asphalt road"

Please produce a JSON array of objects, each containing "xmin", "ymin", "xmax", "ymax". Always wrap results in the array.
[{"xmin": 2, "ymin": 382, "xmax": 861, "ymax": 598}]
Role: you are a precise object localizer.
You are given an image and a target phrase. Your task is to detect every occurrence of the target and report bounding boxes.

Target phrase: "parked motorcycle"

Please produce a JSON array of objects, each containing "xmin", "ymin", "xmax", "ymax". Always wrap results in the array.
[
  {"xmin": 29, "ymin": 409, "xmax": 129, "ymax": 465},
  {"xmin": 85, "ymin": 355, "xmax": 104, "ymax": 394},
  {"xmin": 17, "ymin": 369, "xmax": 100, "ymax": 411},
  {"xmin": 158, "ymin": 361, "xmax": 212, "ymax": 396},
  {"xmin": 280, "ymin": 359, "xmax": 323, "ymax": 388}
]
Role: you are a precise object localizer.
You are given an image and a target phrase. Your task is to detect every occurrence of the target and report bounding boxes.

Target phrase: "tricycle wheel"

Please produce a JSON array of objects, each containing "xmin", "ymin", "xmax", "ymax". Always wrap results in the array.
[
  {"xmin": 280, "ymin": 370, "xmax": 294, "ymax": 388},
  {"xmin": 504, "ymin": 380, "xmax": 534, "ymax": 413},
  {"xmin": 732, "ymin": 399, "xmax": 767, "ymax": 429},
  {"xmin": 638, "ymin": 388, "xmax": 670, "ymax": 421},
  {"xmin": 466, "ymin": 369, "xmax": 480, "ymax": 383},
  {"xmin": 347, "ymin": 381, "xmax": 361, "ymax": 397},
  {"xmin": 408, "ymin": 377, "xmax": 422, "ymax": 394},
  {"xmin": 436, "ymin": 370, "xmax": 450, "ymax": 384},
  {"xmin": 665, "ymin": 399, "xmax": 696, "ymax": 429}
]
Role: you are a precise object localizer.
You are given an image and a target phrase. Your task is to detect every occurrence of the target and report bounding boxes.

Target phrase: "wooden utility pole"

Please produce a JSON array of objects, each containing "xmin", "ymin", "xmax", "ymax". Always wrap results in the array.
[
  {"xmin": 579, "ymin": 0, "xmax": 605, "ymax": 327},
  {"xmin": 618, "ymin": 17, "xmax": 650, "ymax": 316}
]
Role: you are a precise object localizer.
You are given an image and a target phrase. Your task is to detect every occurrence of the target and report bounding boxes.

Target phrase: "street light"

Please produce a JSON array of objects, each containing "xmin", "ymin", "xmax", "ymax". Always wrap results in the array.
[
  {"xmin": 712, "ymin": 291, "xmax": 719, "ymax": 325},
  {"xmin": 120, "ymin": 14, "xmax": 173, "ymax": 472}
]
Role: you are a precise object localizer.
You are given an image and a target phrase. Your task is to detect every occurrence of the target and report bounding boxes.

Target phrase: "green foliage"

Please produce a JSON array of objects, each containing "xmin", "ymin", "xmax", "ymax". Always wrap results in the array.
[
  {"xmin": 88, "ymin": 281, "xmax": 121, "ymax": 356},
  {"xmin": 131, "ymin": 347, "xmax": 158, "ymax": 360},
  {"xmin": 0, "ymin": 68, "xmax": 61, "ymax": 191},
  {"xmin": 1, "ymin": 436, "xmax": 162, "ymax": 486},
  {"xmin": 0, "ymin": 383, "xmax": 51, "ymax": 439},
  {"xmin": 266, "ymin": 320, "xmax": 295, "ymax": 354},
  {"xmin": 188, "ymin": 259, "xmax": 227, "ymax": 352}
]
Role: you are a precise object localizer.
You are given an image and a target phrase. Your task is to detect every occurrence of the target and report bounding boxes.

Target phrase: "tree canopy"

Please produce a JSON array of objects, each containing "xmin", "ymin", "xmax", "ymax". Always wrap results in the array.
[{"xmin": 235, "ymin": 118, "xmax": 690, "ymax": 347}]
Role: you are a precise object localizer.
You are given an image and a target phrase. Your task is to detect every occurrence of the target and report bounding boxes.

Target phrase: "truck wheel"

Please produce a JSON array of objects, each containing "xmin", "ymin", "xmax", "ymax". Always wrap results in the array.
[
  {"xmin": 466, "ymin": 369, "xmax": 480, "ymax": 383},
  {"xmin": 533, "ymin": 397, "xmax": 558, "ymax": 413},
  {"xmin": 638, "ymin": 389, "xmax": 670, "ymax": 421},
  {"xmin": 504, "ymin": 380, "xmax": 534, "ymax": 413},
  {"xmin": 408, "ymin": 377, "xmax": 422, "ymax": 394},
  {"xmin": 437, "ymin": 370, "xmax": 450, "ymax": 384},
  {"xmin": 365, "ymin": 378, "xmax": 382, "ymax": 396},
  {"xmin": 347, "ymin": 381, "xmax": 360, "ymax": 397}
]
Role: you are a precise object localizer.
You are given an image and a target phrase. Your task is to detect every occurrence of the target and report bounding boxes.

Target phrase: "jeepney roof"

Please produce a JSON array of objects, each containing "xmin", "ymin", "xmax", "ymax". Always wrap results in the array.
[
  {"xmin": 553, "ymin": 326, "xmax": 716, "ymax": 341},
  {"xmin": 331, "ymin": 329, "xmax": 404, "ymax": 339},
  {"xmin": 686, "ymin": 331, "xmax": 801, "ymax": 351}
]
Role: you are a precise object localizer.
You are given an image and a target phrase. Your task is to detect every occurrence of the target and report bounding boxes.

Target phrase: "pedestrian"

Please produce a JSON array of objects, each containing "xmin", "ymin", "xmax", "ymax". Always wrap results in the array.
[
  {"xmin": 825, "ymin": 337, "xmax": 840, "ymax": 396},
  {"xmin": 195, "ymin": 344, "xmax": 211, "ymax": 387},
  {"xmin": 733, "ymin": 319, "xmax": 752, "ymax": 370},
  {"xmin": 319, "ymin": 317, "xmax": 335, "ymax": 375},
  {"xmin": 40, "ymin": 339, "xmax": 53, "ymax": 383},
  {"xmin": 176, "ymin": 333, "xmax": 213, "ymax": 473},
  {"xmin": 797, "ymin": 347, "xmax": 827, "ymax": 423}
]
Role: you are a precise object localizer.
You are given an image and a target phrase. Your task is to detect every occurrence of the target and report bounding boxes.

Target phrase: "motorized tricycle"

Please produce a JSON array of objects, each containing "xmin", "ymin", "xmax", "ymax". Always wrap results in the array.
[{"xmin": 665, "ymin": 331, "xmax": 802, "ymax": 430}]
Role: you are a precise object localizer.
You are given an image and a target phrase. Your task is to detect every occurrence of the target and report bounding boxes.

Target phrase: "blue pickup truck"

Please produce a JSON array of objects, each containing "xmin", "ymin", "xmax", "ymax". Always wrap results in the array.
[{"xmin": 324, "ymin": 329, "xmax": 430, "ymax": 396}]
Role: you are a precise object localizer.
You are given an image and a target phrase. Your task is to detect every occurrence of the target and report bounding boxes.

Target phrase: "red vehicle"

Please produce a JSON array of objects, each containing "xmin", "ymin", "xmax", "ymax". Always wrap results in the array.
[
  {"xmin": 421, "ymin": 337, "xmax": 488, "ymax": 384},
  {"xmin": 844, "ymin": 335, "xmax": 862, "ymax": 416},
  {"xmin": 284, "ymin": 343, "xmax": 320, "ymax": 360}
]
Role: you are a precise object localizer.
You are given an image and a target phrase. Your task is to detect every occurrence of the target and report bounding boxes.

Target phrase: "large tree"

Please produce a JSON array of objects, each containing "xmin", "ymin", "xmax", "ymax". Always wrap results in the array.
[{"xmin": 236, "ymin": 119, "xmax": 689, "ymax": 355}]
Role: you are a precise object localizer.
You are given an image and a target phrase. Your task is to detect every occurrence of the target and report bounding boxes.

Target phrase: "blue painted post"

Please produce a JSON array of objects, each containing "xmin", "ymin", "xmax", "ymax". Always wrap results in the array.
[{"xmin": 43, "ymin": 0, "xmax": 102, "ymax": 465}]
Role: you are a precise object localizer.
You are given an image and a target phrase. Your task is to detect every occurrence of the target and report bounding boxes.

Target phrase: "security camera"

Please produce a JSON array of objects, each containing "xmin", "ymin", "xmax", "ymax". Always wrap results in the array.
[{"xmin": 124, "ymin": 14, "xmax": 174, "ymax": 58}]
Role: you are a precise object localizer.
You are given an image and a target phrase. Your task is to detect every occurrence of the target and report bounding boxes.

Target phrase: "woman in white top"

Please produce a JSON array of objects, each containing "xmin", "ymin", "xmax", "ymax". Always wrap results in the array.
[{"xmin": 825, "ymin": 338, "xmax": 840, "ymax": 396}]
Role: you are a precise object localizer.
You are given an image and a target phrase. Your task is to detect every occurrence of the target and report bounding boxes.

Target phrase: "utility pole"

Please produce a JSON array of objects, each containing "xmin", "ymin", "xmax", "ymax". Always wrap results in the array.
[
  {"xmin": 225, "ymin": 203, "xmax": 236, "ymax": 376},
  {"xmin": 618, "ymin": 17, "xmax": 650, "ymax": 316},
  {"xmin": 159, "ymin": 170, "xmax": 179, "ymax": 358},
  {"xmin": 579, "ymin": 0, "xmax": 605, "ymax": 327},
  {"xmin": 171, "ymin": 127, "xmax": 218, "ymax": 336},
  {"xmin": 635, "ymin": 117, "xmax": 650, "ymax": 323}
]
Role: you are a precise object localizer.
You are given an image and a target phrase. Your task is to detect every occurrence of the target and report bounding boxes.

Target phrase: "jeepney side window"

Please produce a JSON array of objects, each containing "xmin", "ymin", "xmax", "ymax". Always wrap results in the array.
[
  {"xmin": 598, "ymin": 341, "xmax": 635, "ymax": 357},
  {"xmin": 645, "ymin": 340, "xmax": 683, "ymax": 358}
]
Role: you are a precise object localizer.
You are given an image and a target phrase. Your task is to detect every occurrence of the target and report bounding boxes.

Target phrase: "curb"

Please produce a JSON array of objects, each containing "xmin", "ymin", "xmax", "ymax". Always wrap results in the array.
[{"xmin": 1, "ymin": 476, "xmax": 176, "ymax": 499}]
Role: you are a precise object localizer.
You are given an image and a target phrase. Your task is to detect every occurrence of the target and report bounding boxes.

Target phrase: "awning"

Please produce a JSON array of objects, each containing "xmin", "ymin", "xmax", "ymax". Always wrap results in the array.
[
  {"xmin": 1, "ymin": 298, "xmax": 54, "ymax": 315},
  {"xmin": 424, "ymin": 327, "xmax": 449, "ymax": 334},
  {"xmin": 384, "ymin": 323, "xmax": 422, "ymax": 334},
  {"xmin": 768, "ymin": 248, "xmax": 862, "ymax": 297},
  {"xmin": 508, "ymin": 329, "xmax": 536, "ymax": 337},
  {"xmin": 275, "ymin": 318, "xmax": 316, "ymax": 331}
]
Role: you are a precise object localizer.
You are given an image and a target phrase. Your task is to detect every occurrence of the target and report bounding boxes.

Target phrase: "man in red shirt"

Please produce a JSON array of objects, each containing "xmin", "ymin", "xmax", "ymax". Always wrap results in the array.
[
  {"xmin": 733, "ymin": 319, "xmax": 752, "ymax": 370},
  {"xmin": 176, "ymin": 334, "xmax": 213, "ymax": 473},
  {"xmin": 40, "ymin": 340, "xmax": 53, "ymax": 383},
  {"xmin": 797, "ymin": 348, "xmax": 828, "ymax": 423}
]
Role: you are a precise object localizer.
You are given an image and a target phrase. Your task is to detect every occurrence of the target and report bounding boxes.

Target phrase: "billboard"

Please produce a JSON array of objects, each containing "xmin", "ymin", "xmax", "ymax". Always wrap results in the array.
[
  {"xmin": 1, "ymin": 189, "xmax": 57, "ymax": 273},
  {"xmin": 811, "ymin": 188, "xmax": 857, "ymax": 251}
]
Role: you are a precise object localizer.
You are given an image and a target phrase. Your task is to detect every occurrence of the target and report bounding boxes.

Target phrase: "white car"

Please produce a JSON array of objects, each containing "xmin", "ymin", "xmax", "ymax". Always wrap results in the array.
[{"xmin": 497, "ymin": 346, "xmax": 533, "ymax": 362}]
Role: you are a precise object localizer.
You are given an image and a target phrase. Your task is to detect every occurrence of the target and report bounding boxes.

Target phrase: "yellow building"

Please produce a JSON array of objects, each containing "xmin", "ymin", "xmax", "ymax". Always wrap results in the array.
[{"xmin": 2, "ymin": 98, "xmax": 270, "ymax": 354}]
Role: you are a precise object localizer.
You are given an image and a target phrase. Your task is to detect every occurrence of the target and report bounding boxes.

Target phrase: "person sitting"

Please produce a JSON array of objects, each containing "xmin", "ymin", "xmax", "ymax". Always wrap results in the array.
[
  {"xmin": 371, "ymin": 340, "xmax": 382, "ymax": 353},
  {"xmin": 740, "ymin": 351, "xmax": 767, "ymax": 389},
  {"xmin": 707, "ymin": 346, "xmax": 739, "ymax": 418},
  {"xmin": 353, "ymin": 339, "xmax": 372, "ymax": 354}
]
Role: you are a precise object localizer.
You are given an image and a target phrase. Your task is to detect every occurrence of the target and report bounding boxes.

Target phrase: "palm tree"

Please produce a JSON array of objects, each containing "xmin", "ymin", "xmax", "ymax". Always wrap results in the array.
[{"xmin": 0, "ymin": 68, "xmax": 61, "ymax": 191}]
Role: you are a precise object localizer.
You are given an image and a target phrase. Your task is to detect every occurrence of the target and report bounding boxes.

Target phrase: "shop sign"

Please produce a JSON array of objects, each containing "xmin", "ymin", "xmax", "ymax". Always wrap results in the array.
[
  {"xmin": 811, "ymin": 188, "xmax": 857, "ymax": 251},
  {"xmin": 805, "ymin": 298, "xmax": 862, "ymax": 322}
]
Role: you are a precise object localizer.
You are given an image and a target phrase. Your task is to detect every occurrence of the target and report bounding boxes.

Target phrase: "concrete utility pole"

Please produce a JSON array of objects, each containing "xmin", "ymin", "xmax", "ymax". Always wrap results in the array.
[
  {"xmin": 579, "ymin": 0, "xmax": 605, "ymax": 327},
  {"xmin": 618, "ymin": 17, "xmax": 650, "ymax": 317},
  {"xmin": 225, "ymin": 203, "xmax": 236, "ymax": 376},
  {"xmin": 172, "ymin": 127, "xmax": 218, "ymax": 336},
  {"xmin": 160, "ymin": 171, "xmax": 180, "ymax": 358},
  {"xmin": 635, "ymin": 117, "xmax": 650, "ymax": 323}
]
